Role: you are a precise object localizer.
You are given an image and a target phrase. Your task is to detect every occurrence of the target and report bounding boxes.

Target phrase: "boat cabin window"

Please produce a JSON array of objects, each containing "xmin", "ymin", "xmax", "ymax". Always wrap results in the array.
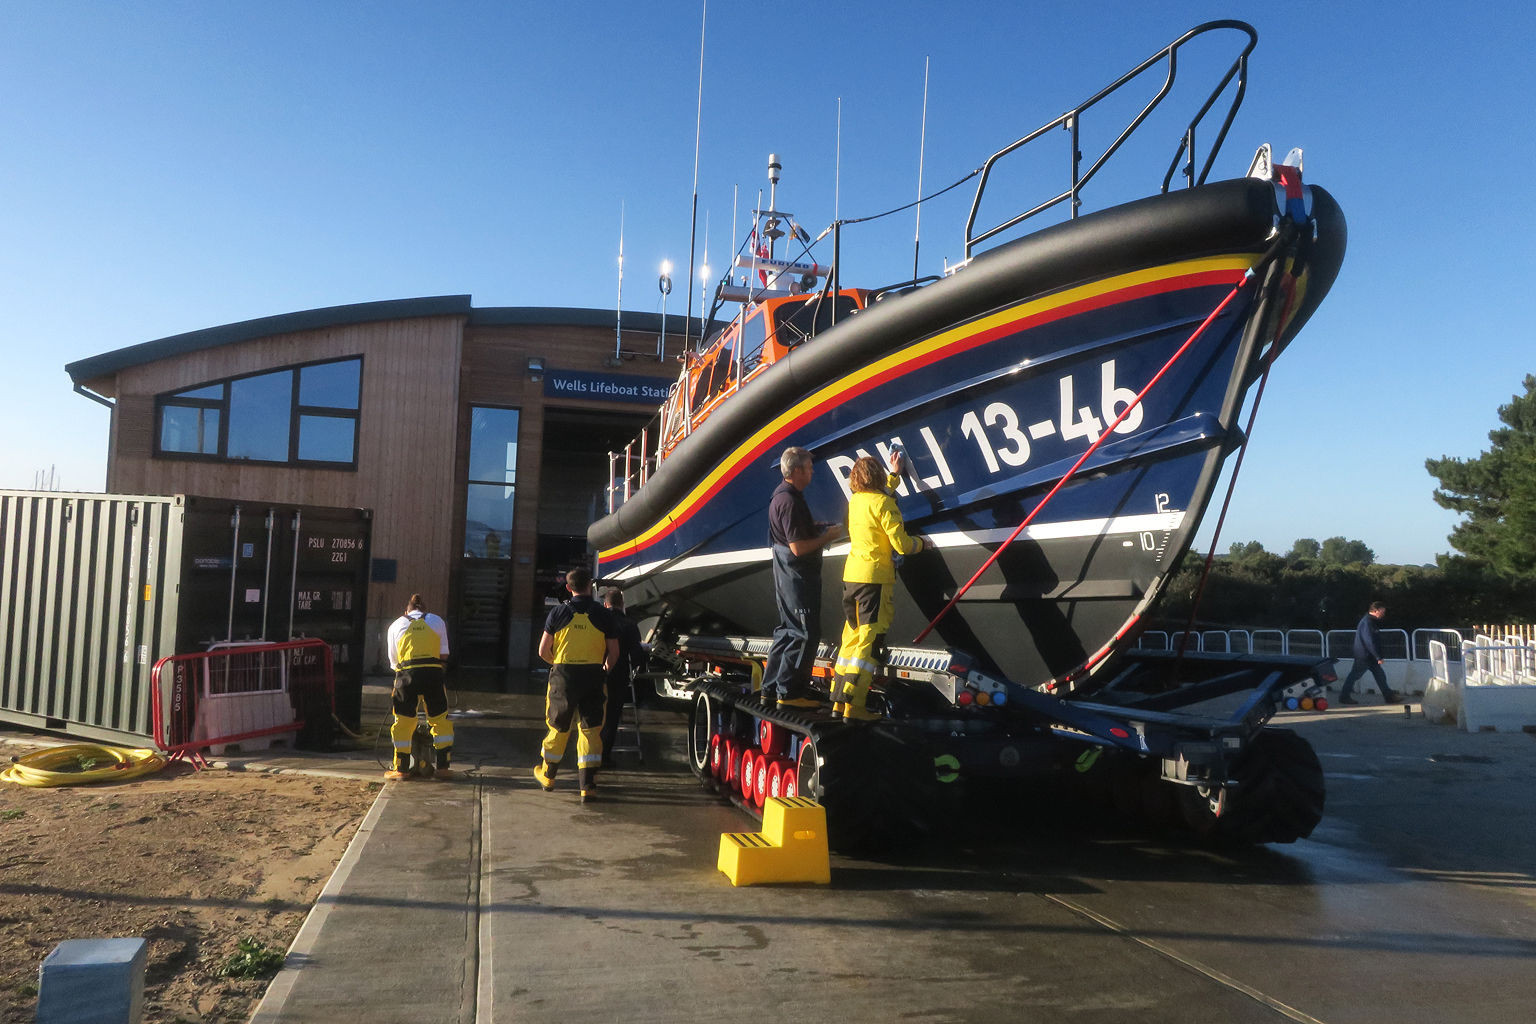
[
  {"xmin": 692, "ymin": 334, "xmax": 737, "ymax": 409},
  {"xmin": 775, "ymin": 295, "xmax": 860, "ymax": 348},
  {"xmin": 738, "ymin": 312, "xmax": 768, "ymax": 375}
]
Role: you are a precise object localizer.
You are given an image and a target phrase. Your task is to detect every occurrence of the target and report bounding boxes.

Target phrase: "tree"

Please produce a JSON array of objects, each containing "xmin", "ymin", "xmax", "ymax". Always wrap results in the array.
[
  {"xmin": 1320, "ymin": 536, "xmax": 1374, "ymax": 566},
  {"xmin": 1228, "ymin": 540, "xmax": 1266, "ymax": 561},
  {"xmin": 1426, "ymin": 374, "xmax": 1536, "ymax": 576},
  {"xmin": 1287, "ymin": 538, "xmax": 1321, "ymax": 560}
]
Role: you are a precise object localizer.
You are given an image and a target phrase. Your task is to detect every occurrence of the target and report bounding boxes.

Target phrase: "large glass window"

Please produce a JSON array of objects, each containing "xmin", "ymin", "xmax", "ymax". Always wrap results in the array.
[
  {"xmin": 464, "ymin": 407, "xmax": 519, "ymax": 559},
  {"xmin": 155, "ymin": 357, "xmax": 362, "ymax": 468},
  {"xmin": 227, "ymin": 371, "xmax": 293, "ymax": 461}
]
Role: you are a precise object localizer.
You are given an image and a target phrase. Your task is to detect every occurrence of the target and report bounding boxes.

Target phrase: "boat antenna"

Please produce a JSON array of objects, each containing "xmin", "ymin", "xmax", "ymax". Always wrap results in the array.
[
  {"xmin": 913, "ymin": 56, "xmax": 929, "ymax": 283},
  {"xmin": 699, "ymin": 209, "xmax": 710, "ymax": 323},
  {"xmin": 613, "ymin": 200, "xmax": 624, "ymax": 366},
  {"xmin": 835, "ymin": 97, "xmax": 842, "ymax": 223},
  {"xmin": 718, "ymin": 183, "xmax": 736, "ymax": 350},
  {"xmin": 682, "ymin": 0, "xmax": 707, "ymax": 358}
]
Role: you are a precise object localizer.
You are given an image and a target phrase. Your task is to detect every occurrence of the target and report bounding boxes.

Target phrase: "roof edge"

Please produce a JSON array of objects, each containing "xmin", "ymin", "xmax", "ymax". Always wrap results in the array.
[{"xmin": 65, "ymin": 294, "xmax": 475, "ymax": 382}]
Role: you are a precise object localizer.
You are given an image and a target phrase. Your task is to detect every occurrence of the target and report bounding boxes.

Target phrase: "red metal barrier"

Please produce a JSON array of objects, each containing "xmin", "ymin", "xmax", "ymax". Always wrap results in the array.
[{"xmin": 152, "ymin": 639, "xmax": 334, "ymax": 768}]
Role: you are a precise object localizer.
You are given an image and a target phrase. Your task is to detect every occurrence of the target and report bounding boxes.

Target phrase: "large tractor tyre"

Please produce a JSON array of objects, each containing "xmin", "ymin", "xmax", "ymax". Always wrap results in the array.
[
  {"xmin": 687, "ymin": 692, "xmax": 715, "ymax": 782},
  {"xmin": 1177, "ymin": 728, "xmax": 1325, "ymax": 844},
  {"xmin": 796, "ymin": 724, "xmax": 939, "ymax": 854}
]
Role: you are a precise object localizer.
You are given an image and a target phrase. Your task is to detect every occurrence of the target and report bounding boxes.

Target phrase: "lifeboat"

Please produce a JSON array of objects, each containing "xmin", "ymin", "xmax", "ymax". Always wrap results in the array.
[{"xmin": 590, "ymin": 22, "xmax": 1346, "ymax": 689}]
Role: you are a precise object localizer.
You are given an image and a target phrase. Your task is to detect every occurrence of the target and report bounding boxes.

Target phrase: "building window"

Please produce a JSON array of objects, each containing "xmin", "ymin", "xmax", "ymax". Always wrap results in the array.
[
  {"xmin": 155, "ymin": 357, "xmax": 362, "ymax": 468},
  {"xmin": 464, "ymin": 407, "xmax": 519, "ymax": 559}
]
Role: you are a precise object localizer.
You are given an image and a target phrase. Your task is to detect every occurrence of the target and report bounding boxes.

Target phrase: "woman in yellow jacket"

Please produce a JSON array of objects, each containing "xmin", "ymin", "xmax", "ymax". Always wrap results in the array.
[{"xmin": 835, "ymin": 453, "xmax": 933, "ymax": 720}]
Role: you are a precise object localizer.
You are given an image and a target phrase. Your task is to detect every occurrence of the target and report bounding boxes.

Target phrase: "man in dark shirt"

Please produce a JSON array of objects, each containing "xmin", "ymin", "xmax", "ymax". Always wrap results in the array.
[
  {"xmin": 762, "ymin": 447, "xmax": 842, "ymax": 708},
  {"xmin": 535, "ymin": 568, "xmax": 620, "ymax": 802},
  {"xmin": 598, "ymin": 588, "xmax": 646, "ymax": 768},
  {"xmin": 1339, "ymin": 601, "xmax": 1401, "ymax": 705}
]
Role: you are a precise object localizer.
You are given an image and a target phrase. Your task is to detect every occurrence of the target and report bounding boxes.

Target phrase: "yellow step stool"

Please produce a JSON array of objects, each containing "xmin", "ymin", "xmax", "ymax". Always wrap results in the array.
[{"xmin": 718, "ymin": 796, "xmax": 831, "ymax": 886}]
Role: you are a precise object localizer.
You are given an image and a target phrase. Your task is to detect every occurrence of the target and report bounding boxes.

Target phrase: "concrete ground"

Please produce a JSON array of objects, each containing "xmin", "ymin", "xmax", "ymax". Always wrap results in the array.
[{"xmin": 208, "ymin": 682, "xmax": 1536, "ymax": 1023}]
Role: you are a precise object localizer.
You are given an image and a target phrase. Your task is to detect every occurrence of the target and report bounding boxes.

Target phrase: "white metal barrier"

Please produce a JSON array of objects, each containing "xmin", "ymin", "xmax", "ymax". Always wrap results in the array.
[
  {"xmin": 1251, "ymin": 629, "xmax": 1284, "ymax": 655},
  {"xmin": 1450, "ymin": 638, "xmax": 1536, "ymax": 732},
  {"xmin": 1286, "ymin": 630, "xmax": 1325, "ymax": 658},
  {"xmin": 1129, "ymin": 625, "xmax": 1476, "ymax": 699}
]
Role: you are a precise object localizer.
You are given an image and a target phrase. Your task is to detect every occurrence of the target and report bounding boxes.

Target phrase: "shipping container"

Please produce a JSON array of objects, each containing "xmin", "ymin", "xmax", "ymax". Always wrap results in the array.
[{"xmin": 0, "ymin": 490, "xmax": 370, "ymax": 746}]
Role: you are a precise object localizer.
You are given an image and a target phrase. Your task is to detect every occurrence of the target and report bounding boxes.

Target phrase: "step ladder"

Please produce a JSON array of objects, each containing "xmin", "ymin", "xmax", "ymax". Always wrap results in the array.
[{"xmin": 609, "ymin": 674, "xmax": 644, "ymax": 763}]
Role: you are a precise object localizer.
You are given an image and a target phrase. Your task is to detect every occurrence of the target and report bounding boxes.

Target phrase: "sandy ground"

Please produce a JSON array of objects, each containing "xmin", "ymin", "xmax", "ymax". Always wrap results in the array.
[{"xmin": 0, "ymin": 764, "xmax": 378, "ymax": 1024}]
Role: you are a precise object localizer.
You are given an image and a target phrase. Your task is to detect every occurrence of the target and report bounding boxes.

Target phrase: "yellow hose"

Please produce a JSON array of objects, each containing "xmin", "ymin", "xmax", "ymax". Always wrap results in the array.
[{"xmin": 0, "ymin": 744, "xmax": 167, "ymax": 787}]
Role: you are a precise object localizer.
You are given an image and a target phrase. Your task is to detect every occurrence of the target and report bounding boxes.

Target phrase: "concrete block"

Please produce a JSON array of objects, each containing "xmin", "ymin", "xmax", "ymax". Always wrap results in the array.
[
  {"xmin": 37, "ymin": 937, "xmax": 146, "ymax": 1024},
  {"xmin": 1460, "ymin": 684, "xmax": 1536, "ymax": 733},
  {"xmin": 1421, "ymin": 676, "xmax": 1461, "ymax": 725}
]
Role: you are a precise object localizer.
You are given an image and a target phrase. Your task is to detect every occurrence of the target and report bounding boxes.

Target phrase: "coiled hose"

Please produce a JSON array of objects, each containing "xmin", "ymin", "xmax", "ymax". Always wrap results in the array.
[{"xmin": 1, "ymin": 744, "xmax": 167, "ymax": 787}]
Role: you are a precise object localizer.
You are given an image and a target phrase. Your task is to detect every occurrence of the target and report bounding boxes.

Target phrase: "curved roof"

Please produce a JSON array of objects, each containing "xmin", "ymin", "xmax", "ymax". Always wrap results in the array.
[{"xmin": 64, "ymin": 294, "xmax": 723, "ymax": 383}]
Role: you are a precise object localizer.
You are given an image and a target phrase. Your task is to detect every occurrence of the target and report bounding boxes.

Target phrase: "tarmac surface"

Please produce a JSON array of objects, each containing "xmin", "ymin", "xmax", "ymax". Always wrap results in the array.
[{"xmin": 227, "ymin": 678, "xmax": 1536, "ymax": 1024}]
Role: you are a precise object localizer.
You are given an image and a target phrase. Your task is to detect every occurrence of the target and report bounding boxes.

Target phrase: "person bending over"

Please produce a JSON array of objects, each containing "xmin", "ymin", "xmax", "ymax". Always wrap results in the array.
[{"xmin": 385, "ymin": 595, "xmax": 454, "ymax": 779}]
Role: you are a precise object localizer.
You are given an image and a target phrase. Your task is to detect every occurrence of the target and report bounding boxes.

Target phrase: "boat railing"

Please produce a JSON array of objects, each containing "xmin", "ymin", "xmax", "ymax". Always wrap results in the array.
[
  {"xmin": 963, "ymin": 19, "xmax": 1257, "ymax": 260},
  {"xmin": 1135, "ymin": 627, "xmax": 1459, "ymax": 664},
  {"xmin": 607, "ymin": 288, "xmax": 861, "ymax": 511}
]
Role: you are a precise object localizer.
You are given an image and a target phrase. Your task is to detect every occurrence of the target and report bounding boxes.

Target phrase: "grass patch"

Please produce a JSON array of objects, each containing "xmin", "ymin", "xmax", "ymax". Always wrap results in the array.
[
  {"xmin": 217, "ymin": 937, "xmax": 286, "ymax": 979},
  {"xmin": 0, "ymin": 809, "xmax": 24, "ymax": 821},
  {"xmin": 14, "ymin": 982, "xmax": 38, "ymax": 998}
]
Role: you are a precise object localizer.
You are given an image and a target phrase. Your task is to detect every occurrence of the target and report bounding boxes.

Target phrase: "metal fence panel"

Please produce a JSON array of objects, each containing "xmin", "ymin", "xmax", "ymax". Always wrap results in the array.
[{"xmin": 1287, "ymin": 630, "xmax": 1324, "ymax": 657}]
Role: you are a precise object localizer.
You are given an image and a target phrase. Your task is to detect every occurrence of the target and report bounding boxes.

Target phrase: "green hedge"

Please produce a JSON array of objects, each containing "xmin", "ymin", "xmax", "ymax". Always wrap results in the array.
[{"xmin": 1151, "ymin": 553, "xmax": 1536, "ymax": 632}]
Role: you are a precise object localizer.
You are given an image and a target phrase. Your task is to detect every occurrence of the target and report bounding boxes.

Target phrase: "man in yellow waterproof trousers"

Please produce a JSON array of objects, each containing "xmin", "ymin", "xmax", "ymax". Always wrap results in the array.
[{"xmin": 535, "ymin": 567, "xmax": 620, "ymax": 802}]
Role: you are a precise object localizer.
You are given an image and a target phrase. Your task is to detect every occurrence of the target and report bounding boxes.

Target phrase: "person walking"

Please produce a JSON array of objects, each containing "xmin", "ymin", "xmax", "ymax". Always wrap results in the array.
[
  {"xmin": 598, "ymin": 588, "xmax": 645, "ymax": 768},
  {"xmin": 384, "ymin": 595, "xmax": 454, "ymax": 779},
  {"xmin": 834, "ymin": 452, "xmax": 932, "ymax": 720},
  {"xmin": 535, "ymin": 567, "xmax": 620, "ymax": 802},
  {"xmin": 1339, "ymin": 601, "xmax": 1401, "ymax": 705},
  {"xmin": 762, "ymin": 446, "xmax": 842, "ymax": 709}
]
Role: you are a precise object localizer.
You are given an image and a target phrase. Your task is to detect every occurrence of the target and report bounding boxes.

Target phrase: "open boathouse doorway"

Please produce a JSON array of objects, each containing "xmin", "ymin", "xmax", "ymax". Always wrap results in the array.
[{"xmin": 531, "ymin": 406, "xmax": 653, "ymax": 653}]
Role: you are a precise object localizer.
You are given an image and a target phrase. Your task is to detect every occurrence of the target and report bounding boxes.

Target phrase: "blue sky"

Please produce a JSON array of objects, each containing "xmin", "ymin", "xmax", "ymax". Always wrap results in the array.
[{"xmin": 1, "ymin": 1, "xmax": 1530, "ymax": 565}]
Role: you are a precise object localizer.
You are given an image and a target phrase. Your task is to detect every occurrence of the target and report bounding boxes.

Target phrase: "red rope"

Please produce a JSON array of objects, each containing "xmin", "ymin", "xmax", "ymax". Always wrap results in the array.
[
  {"xmin": 913, "ymin": 268, "xmax": 1257, "ymax": 645},
  {"xmin": 1174, "ymin": 272, "xmax": 1295, "ymax": 664},
  {"xmin": 1175, "ymin": 354, "xmax": 1274, "ymax": 662}
]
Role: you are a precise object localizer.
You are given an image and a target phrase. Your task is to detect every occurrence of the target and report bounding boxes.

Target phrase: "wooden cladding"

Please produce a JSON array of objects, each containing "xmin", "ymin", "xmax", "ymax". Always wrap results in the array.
[{"xmin": 107, "ymin": 316, "xmax": 465, "ymax": 619}]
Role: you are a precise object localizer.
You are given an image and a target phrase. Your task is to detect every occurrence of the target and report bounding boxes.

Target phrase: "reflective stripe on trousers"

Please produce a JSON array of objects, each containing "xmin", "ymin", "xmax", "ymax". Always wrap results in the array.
[
  {"xmin": 541, "ymin": 663, "xmax": 607, "ymax": 767},
  {"xmin": 834, "ymin": 582, "xmax": 892, "ymax": 710}
]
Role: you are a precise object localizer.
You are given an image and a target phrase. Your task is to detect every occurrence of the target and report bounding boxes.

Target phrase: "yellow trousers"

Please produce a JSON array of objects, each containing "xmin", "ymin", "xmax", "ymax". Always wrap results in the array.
[
  {"xmin": 390, "ymin": 667, "xmax": 453, "ymax": 770},
  {"xmin": 834, "ymin": 582, "xmax": 892, "ymax": 710},
  {"xmin": 541, "ymin": 663, "xmax": 607, "ymax": 770}
]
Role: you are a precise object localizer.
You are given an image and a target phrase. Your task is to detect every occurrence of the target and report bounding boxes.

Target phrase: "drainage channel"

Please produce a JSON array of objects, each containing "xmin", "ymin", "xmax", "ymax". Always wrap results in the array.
[{"xmin": 1040, "ymin": 892, "xmax": 1328, "ymax": 1024}]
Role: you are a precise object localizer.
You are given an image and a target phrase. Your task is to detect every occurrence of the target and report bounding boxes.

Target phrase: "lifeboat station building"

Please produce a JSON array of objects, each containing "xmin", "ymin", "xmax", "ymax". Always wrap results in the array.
[{"xmin": 64, "ymin": 295, "xmax": 704, "ymax": 673}]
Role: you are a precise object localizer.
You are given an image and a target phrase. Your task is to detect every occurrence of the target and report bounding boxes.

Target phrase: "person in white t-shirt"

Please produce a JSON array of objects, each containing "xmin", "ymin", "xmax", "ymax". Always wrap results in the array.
[{"xmin": 385, "ymin": 594, "xmax": 453, "ymax": 779}]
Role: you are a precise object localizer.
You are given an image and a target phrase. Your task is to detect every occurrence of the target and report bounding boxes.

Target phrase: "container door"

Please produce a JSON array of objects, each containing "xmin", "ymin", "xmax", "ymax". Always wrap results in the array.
[{"xmin": 273, "ymin": 506, "xmax": 371, "ymax": 730}]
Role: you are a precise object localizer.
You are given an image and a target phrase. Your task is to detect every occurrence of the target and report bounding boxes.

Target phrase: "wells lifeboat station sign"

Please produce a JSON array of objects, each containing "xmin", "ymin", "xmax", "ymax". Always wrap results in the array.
[{"xmin": 543, "ymin": 369, "xmax": 670, "ymax": 405}]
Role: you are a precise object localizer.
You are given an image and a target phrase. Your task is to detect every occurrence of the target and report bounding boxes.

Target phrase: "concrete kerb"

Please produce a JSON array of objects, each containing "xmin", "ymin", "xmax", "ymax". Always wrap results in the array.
[{"xmin": 246, "ymin": 783, "xmax": 393, "ymax": 1024}]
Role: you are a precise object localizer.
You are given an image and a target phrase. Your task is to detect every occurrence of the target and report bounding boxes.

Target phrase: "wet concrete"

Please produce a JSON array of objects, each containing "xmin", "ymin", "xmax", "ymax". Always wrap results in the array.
[{"xmin": 239, "ymin": 682, "xmax": 1536, "ymax": 1023}]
